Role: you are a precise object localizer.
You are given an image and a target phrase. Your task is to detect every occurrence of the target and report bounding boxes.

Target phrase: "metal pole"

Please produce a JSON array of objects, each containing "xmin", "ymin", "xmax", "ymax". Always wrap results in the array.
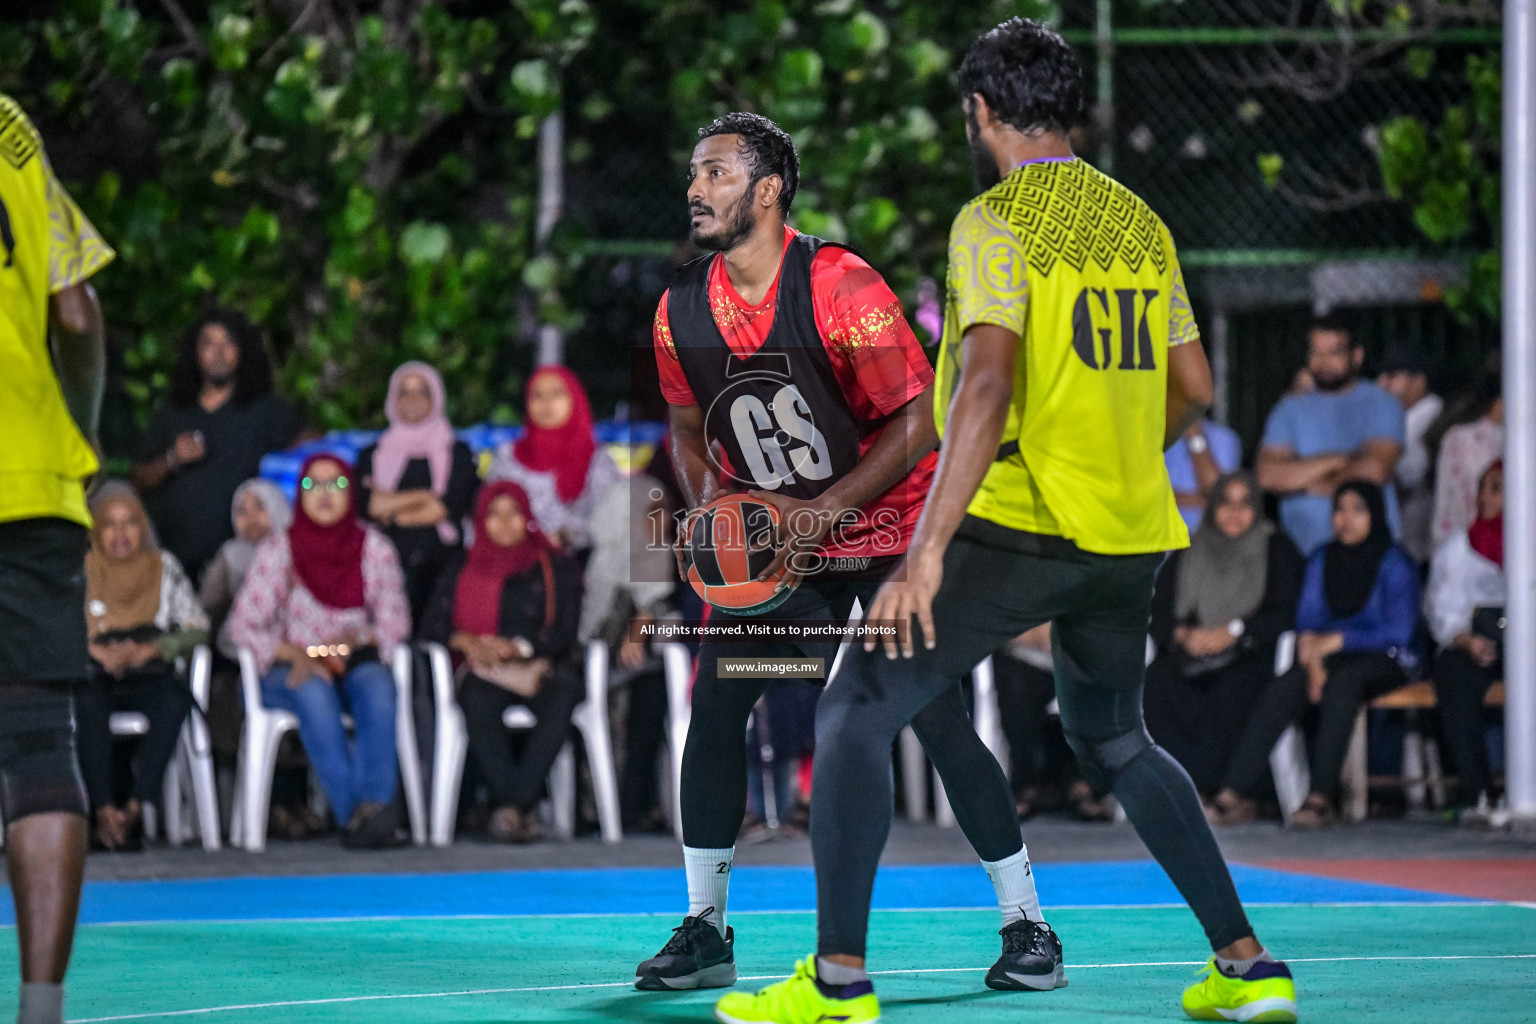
[
  {"xmin": 1502, "ymin": 0, "xmax": 1536, "ymax": 820},
  {"xmin": 1210, "ymin": 305, "xmax": 1230, "ymax": 425},
  {"xmin": 1095, "ymin": 0, "xmax": 1114, "ymax": 175},
  {"xmin": 536, "ymin": 109, "xmax": 565, "ymax": 367}
]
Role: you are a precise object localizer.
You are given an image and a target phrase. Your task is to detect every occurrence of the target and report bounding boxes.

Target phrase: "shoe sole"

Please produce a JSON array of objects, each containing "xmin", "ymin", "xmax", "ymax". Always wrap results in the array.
[
  {"xmin": 1220, "ymin": 997, "xmax": 1297, "ymax": 1023},
  {"xmin": 984, "ymin": 964, "xmax": 1069, "ymax": 991},
  {"xmin": 715, "ymin": 1010, "xmax": 879, "ymax": 1024},
  {"xmin": 634, "ymin": 962, "xmax": 738, "ymax": 991},
  {"xmin": 1188, "ymin": 996, "xmax": 1298, "ymax": 1023}
]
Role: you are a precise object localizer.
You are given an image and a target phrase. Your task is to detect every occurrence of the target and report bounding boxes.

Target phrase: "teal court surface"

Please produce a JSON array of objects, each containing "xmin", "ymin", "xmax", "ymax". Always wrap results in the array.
[{"xmin": 3, "ymin": 860, "xmax": 1532, "ymax": 1023}]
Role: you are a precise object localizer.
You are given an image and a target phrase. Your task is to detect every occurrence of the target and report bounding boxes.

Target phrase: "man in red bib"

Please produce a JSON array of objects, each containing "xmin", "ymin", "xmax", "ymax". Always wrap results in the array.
[{"xmin": 633, "ymin": 113, "xmax": 1063, "ymax": 998}]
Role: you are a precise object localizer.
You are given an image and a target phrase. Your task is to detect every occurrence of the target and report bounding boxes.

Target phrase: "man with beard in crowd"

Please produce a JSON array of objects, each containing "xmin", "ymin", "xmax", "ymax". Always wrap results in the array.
[{"xmin": 1258, "ymin": 317, "xmax": 1405, "ymax": 554}]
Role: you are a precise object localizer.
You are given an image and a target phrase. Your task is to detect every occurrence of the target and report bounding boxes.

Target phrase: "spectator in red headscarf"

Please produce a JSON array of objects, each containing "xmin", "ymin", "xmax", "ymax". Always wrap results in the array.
[
  {"xmin": 1426, "ymin": 461, "xmax": 1506, "ymax": 820},
  {"xmin": 419, "ymin": 481, "xmax": 583, "ymax": 843},
  {"xmin": 227, "ymin": 454, "xmax": 412, "ymax": 848},
  {"xmin": 486, "ymin": 366, "xmax": 619, "ymax": 553}
]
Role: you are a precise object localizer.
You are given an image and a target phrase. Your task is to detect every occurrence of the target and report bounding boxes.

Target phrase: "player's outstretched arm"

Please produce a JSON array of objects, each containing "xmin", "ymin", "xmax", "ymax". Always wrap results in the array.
[
  {"xmin": 49, "ymin": 282, "xmax": 106, "ymax": 445},
  {"xmin": 1164, "ymin": 339, "xmax": 1213, "ymax": 450},
  {"xmin": 865, "ymin": 324, "xmax": 1017, "ymax": 658}
]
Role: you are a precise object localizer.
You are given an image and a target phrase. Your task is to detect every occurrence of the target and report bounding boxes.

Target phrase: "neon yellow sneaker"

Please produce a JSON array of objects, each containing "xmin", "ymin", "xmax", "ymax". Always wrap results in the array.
[
  {"xmin": 714, "ymin": 957, "xmax": 880, "ymax": 1024},
  {"xmin": 1182, "ymin": 957, "xmax": 1298, "ymax": 1022}
]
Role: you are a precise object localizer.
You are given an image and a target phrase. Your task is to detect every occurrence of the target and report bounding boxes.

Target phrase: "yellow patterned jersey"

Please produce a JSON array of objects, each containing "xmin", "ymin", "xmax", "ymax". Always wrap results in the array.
[
  {"xmin": 934, "ymin": 157, "xmax": 1197, "ymax": 555},
  {"xmin": 0, "ymin": 92, "xmax": 114, "ymax": 527}
]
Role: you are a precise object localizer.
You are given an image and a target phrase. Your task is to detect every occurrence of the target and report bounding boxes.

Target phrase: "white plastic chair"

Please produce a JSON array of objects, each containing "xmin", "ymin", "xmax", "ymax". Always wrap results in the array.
[
  {"xmin": 106, "ymin": 645, "xmax": 220, "ymax": 850},
  {"xmin": 425, "ymin": 639, "xmax": 621, "ymax": 845},
  {"xmin": 231, "ymin": 645, "xmax": 426, "ymax": 851}
]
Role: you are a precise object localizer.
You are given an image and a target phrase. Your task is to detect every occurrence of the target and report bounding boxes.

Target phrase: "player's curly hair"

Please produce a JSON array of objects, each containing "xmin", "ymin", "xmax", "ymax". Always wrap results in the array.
[
  {"xmin": 697, "ymin": 112, "xmax": 800, "ymax": 217},
  {"xmin": 958, "ymin": 18, "xmax": 1085, "ymax": 137},
  {"xmin": 167, "ymin": 307, "xmax": 275, "ymax": 409}
]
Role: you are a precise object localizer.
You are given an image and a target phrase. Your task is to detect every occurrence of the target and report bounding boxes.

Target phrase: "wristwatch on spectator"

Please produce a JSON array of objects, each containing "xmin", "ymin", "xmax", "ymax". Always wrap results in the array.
[
  {"xmin": 1187, "ymin": 433, "xmax": 1210, "ymax": 455},
  {"xmin": 1227, "ymin": 619, "xmax": 1246, "ymax": 639}
]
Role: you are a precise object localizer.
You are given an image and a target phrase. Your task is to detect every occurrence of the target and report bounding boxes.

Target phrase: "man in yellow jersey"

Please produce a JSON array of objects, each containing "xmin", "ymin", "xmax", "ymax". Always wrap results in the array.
[
  {"xmin": 714, "ymin": 20, "xmax": 1298, "ymax": 1024},
  {"xmin": 0, "ymin": 92, "xmax": 114, "ymax": 1024}
]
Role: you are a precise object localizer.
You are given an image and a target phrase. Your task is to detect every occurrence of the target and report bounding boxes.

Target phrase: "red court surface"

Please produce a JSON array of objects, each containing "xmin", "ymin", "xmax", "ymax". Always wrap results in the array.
[{"xmin": 1258, "ymin": 859, "xmax": 1536, "ymax": 902}]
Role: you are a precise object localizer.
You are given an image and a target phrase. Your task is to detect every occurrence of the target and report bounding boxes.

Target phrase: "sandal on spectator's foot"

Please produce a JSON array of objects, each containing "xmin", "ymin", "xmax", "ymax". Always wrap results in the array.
[
  {"xmin": 269, "ymin": 806, "xmax": 309, "ymax": 842},
  {"xmin": 93, "ymin": 806, "xmax": 127, "ymax": 851},
  {"xmin": 1066, "ymin": 781, "xmax": 1114, "ymax": 823},
  {"xmin": 118, "ymin": 801, "xmax": 145, "ymax": 852},
  {"xmin": 1208, "ymin": 790, "xmax": 1257, "ymax": 826},
  {"xmin": 488, "ymin": 806, "xmax": 524, "ymax": 844},
  {"xmin": 342, "ymin": 801, "xmax": 406, "ymax": 849},
  {"xmin": 1287, "ymin": 795, "xmax": 1336, "ymax": 831},
  {"xmin": 514, "ymin": 811, "xmax": 544, "ymax": 844}
]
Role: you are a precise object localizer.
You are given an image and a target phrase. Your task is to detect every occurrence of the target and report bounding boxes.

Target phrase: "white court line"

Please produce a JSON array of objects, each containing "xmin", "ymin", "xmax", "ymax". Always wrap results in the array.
[
  {"xmin": 44, "ymin": 899, "xmax": 1509, "ymax": 930},
  {"xmin": 64, "ymin": 953, "xmax": 1536, "ymax": 1023}
]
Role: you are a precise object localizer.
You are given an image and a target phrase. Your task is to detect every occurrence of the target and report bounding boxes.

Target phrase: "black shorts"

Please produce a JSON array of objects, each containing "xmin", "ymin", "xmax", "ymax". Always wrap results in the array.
[{"xmin": 0, "ymin": 517, "xmax": 90, "ymax": 684}]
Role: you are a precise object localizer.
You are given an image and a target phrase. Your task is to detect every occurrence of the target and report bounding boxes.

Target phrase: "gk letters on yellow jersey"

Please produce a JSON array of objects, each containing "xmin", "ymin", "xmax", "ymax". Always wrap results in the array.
[{"xmin": 934, "ymin": 158, "xmax": 1197, "ymax": 555}]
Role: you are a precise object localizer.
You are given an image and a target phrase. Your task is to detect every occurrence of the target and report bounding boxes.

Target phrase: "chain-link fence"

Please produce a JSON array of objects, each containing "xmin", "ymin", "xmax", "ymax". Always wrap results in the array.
[{"xmin": 561, "ymin": 1, "xmax": 1499, "ymax": 427}]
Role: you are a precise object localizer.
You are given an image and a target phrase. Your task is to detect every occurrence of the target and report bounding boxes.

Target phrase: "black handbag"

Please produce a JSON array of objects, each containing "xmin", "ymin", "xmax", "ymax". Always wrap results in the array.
[{"xmin": 1471, "ymin": 606, "xmax": 1506, "ymax": 648}]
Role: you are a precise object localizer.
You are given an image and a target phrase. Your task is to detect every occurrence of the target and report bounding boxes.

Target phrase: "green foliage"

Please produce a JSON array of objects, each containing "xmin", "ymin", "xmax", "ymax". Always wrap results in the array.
[
  {"xmin": 0, "ymin": 0, "xmax": 590, "ymax": 432},
  {"xmin": 1375, "ymin": 54, "xmax": 1501, "ymax": 318},
  {"xmin": 567, "ymin": 0, "xmax": 1055, "ymax": 302},
  {"xmin": 7, "ymin": 0, "xmax": 1065, "ymax": 434}
]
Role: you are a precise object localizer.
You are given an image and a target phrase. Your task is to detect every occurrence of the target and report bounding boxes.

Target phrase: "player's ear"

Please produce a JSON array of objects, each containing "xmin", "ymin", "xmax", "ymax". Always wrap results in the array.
[
  {"xmin": 970, "ymin": 93, "xmax": 996, "ymax": 131},
  {"xmin": 758, "ymin": 174, "xmax": 782, "ymax": 211}
]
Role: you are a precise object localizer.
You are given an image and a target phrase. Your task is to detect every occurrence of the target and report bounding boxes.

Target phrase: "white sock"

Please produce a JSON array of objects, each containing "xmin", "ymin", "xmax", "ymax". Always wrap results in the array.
[
  {"xmin": 982, "ymin": 846, "xmax": 1043, "ymax": 927},
  {"xmin": 18, "ymin": 983, "xmax": 64, "ymax": 1024},
  {"xmin": 683, "ymin": 845, "xmax": 734, "ymax": 935}
]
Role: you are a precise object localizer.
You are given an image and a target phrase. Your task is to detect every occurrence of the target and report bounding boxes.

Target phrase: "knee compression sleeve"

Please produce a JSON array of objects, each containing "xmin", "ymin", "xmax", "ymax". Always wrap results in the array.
[
  {"xmin": 1064, "ymin": 724, "xmax": 1155, "ymax": 792},
  {"xmin": 0, "ymin": 727, "xmax": 88, "ymax": 823}
]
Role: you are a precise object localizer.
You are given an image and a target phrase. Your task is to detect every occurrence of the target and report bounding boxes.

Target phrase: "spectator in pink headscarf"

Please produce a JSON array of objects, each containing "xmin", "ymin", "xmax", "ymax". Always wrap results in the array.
[{"xmin": 356, "ymin": 362, "xmax": 480, "ymax": 620}]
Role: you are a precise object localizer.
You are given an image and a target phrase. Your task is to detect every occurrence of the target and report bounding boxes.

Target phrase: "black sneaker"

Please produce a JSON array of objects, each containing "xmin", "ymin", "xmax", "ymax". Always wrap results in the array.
[
  {"xmin": 985, "ymin": 918, "xmax": 1068, "ymax": 991},
  {"xmin": 634, "ymin": 908, "xmax": 737, "ymax": 990}
]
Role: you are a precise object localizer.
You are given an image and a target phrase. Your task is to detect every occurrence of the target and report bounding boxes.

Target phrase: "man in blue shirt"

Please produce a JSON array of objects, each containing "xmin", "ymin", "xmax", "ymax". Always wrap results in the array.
[
  {"xmin": 1166, "ymin": 419, "xmax": 1243, "ymax": 533},
  {"xmin": 1257, "ymin": 316, "xmax": 1405, "ymax": 554}
]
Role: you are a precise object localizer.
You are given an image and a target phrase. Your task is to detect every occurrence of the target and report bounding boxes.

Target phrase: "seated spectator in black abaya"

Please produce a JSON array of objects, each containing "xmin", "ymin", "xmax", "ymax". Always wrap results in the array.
[
  {"xmin": 1211, "ymin": 480, "xmax": 1420, "ymax": 829},
  {"xmin": 1426, "ymin": 461, "xmax": 1506, "ymax": 821},
  {"xmin": 420, "ymin": 481, "xmax": 582, "ymax": 844},
  {"xmin": 78, "ymin": 483, "xmax": 208, "ymax": 851},
  {"xmin": 357, "ymin": 361, "xmax": 479, "ymax": 621},
  {"xmin": 1145, "ymin": 472, "xmax": 1303, "ymax": 804}
]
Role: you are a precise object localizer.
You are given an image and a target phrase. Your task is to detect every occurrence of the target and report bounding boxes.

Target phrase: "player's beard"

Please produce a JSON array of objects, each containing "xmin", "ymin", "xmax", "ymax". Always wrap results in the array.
[
  {"xmin": 967, "ymin": 107, "xmax": 1003, "ymax": 192},
  {"xmin": 690, "ymin": 188, "xmax": 757, "ymax": 252}
]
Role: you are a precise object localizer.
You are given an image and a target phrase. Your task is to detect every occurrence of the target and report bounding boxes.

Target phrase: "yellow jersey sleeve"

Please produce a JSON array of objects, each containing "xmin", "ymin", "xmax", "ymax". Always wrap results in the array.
[
  {"xmin": 44, "ymin": 160, "xmax": 113, "ymax": 293},
  {"xmin": 1168, "ymin": 267, "xmax": 1199, "ymax": 348},
  {"xmin": 946, "ymin": 201, "xmax": 1029, "ymax": 338}
]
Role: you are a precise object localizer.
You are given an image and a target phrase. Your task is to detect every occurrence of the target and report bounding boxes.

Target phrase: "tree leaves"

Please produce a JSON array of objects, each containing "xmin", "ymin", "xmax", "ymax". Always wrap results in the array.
[{"xmin": 1375, "ymin": 56, "xmax": 1501, "ymax": 316}]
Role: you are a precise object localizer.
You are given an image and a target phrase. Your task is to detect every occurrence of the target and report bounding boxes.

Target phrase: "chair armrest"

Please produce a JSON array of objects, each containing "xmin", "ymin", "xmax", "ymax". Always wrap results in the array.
[
  {"xmin": 189, "ymin": 645, "xmax": 213, "ymax": 712},
  {"xmin": 1275, "ymin": 631, "xmax": 1297, "ymax": 675}
]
